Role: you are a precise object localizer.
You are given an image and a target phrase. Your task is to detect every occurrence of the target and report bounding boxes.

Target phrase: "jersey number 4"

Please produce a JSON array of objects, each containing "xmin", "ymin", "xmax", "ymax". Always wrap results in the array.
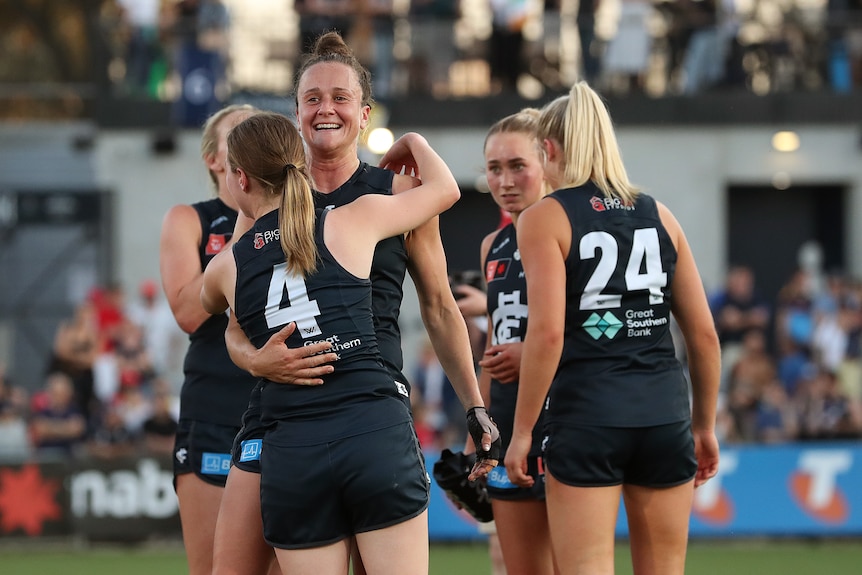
[
  {"xmin": 579, "ymin": 228, "xmax": 667, "ymax": 310},
  {"xmin": 264, "ymin": 262, "xmax": 323, "ymax": 338}
]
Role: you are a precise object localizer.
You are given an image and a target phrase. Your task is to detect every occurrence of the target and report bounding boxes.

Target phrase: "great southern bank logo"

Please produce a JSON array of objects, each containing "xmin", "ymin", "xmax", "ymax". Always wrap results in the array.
[{"xmin": 582, "ymin": 312, "xmax": 623, "ymax": 340}]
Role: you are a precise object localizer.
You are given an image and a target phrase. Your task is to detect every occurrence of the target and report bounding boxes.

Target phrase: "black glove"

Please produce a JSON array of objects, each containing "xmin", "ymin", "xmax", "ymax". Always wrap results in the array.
[
  {"xmin": 466, "ymin": 406, "xmax": 501, "ymax": 462},
  {"xmin": 432, "ymin": 449, "xmax": 494, "ymax": 523}
]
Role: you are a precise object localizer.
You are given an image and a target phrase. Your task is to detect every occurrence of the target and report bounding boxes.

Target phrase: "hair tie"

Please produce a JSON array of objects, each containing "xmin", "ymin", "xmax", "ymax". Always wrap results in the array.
[{"xmin": 282, "ymin": 163, "xmax": 297, "ymax": 177}]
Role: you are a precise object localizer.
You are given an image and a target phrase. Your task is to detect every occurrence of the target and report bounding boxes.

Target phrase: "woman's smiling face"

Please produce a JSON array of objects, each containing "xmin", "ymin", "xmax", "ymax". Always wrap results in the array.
[{"xmin": 296, "ymin": 62, "xmax": 370, "ymax": 155}]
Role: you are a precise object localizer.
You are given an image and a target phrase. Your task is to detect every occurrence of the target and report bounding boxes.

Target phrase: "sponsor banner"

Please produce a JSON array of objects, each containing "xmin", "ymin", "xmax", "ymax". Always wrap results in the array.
[
  {"xmin": 69, "ymin": 456, "xmax": 181, "ymax": 541},
  {"xmin": 0, "ymin": 456, "xmax": 180, "ymax": 542},
  {"xmin": 0, "ymin": 460, "xmax": 72, "ymax": 537},
  {"xmin": 685, "ymin": 442, "xmax": 862, "ymax": 537},
  {"xmin": 2, "ymin": 444, "xmax": 860, "ymax": 542},
  {"xmin": 426, "ymin": 443, "xmax": 862, "ymax": 540}
]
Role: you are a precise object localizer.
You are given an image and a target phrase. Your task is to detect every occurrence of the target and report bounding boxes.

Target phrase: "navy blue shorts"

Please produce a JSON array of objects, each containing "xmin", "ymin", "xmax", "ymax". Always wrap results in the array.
[
  {"xmin": 486, "ymin": 454, "xmax": 546, "ymax": 501},
  {"xmin": 173, "ymin": 418, "xmax": 238, "ymax": 488},
  {"xmin": 544, "ymin": 421, "xmax": 697, "ymax": 488},
  {"xmin": 260, "ymin": 421, "xmax": 430, "ymax": 549}
]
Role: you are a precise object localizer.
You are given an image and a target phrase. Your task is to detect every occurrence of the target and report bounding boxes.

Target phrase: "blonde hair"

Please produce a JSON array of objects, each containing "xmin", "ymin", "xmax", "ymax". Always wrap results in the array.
[
  {"xmin": 538, "ymin": 82, "xmax": 639, "ymax": 203},
  {"xmin": 226, "ymin": 113, "xmax": 318, "ymax": 276},
  {"xmin": 200, "ymin": 104, "xmax": 257, "ymax": 192},
  {"xmin": 483, "ymin": 107, "xmax": 541, "ymax": 152}
]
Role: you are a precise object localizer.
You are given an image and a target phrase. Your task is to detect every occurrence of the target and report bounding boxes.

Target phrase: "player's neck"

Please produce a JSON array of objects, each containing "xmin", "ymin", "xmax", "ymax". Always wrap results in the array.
[{"xmin": 309, "ymin": 155, "xmax": 360, "ymax": 194}]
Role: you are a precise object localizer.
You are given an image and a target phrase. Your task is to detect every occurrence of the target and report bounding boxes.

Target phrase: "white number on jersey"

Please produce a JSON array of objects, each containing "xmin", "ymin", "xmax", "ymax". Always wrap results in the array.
[
  {"xmin": 264, "ymin": 262, "xmax": 323, "ymax": 337},
  {"xmin": 579, "ymin": 228, "xmax": 667, "ymax": 310}
]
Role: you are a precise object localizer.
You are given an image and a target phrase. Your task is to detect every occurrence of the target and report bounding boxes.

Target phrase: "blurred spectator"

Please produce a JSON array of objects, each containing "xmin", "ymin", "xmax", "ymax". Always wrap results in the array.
[
  {"xmin": 165, "ymin": 0, "xmax": 231, "ymax": 127},
  {"xmin": 114, "ymin": 320, "xmax": 157, "ymax": 391},
  {"xmin": 726, "ymin": 329, "xmax": 776, "ymax": 441},
  {"xmin": 811, "ymin": 301, "xmax": 852, "ymax": 374},
  {"xmin": 755, "ymin": 379, "xmax": 798, "ymax": 443},
  {"xmin": 450, "ymin": 270, "xmax": 488, "ymax": 364},
  {"xmin": 488, "ymin": 0, "xmax": 529, "ymax": 92},
  {"xmin": 126, "ymin": 278, "xmax": 185, "ymax": 378},
  {"xmin": 796, "ymin": 369, "xmax": 862, "ymax": 440},
  {"xmin": 90, "ymin": 283, "xmax": 127, "ymax": 352},
  {"xmin": 826, "ymin": 0, "xmax": 859, "ymax": 92},
  {"xmin": 0, "ymin": 367, "xmax": 30, "ymax": 460},
  {"xmin": 774, "ymin": 268, "xmax": 815, "ymax": 357},
  {"xmin": 408, "ymin": 0, "xmax": 460, "ymax": 96},
  {"xmin": 412, "ymin": 339, "xmax": 465, "ymax": 448},
  {"xmin": 360, "ymin": 0, "xmax": 398, "ymax": 103},
  {"xmin": 114, "ymin": 384, "xmax": 154, "ymax": 437},
  {"xmin": 776, "ymin": 340, "xmax": 815, "ymax": 397},
  {"xmin": 142, "ymin": 387, "xmax": 179, "ymax": 455},
  {"xmin": 88, "ymin": 403, "xmax": 139, "ymax": 459},
  {"xmin": 29, "ymin": 372, "xmax": 88, "ymax": 458},
  {"xmin": 680, "ymin": 0, "xmax": 729, "ymax": 94},
  {"xmin": 117, "ymin": 0, "xmax": 165, "ymax": 97},
  {"xmin": 709, "ymin": 265, "xmax": 771, "ymax": 389},
  {"xmin": 409, "ymin": 395, "xmax": 440, "ymax": 450},
  {"xmin": 295, "ymin": 0, "xmax": 354, "ymax": 57},
  {"xmin": 48, "ymin": 300, "xmax": 100, "ymax": 431},
  {"xmin": 602, "ymin": 0, "xmax": 653, "ymax": 94},
  {"xmin": 577, "ymin": 0, "xmax": 603, "ymax": 84}
]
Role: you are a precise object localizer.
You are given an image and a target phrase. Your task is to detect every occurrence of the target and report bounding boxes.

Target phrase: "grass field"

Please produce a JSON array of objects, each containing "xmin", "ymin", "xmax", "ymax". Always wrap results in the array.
[{"xmin": 2, "ymin": 539, "xmax": 862, "ymax": 574}]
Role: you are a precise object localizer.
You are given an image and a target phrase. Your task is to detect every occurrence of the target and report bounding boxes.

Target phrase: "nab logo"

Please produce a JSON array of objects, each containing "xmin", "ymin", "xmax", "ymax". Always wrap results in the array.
[
  {"xmin": 790, "ymin": 450, "xmax": 851, "ymax": 524},
  {"xmin": 206, "ymin": 233, "xmax": 227, "ymax": 255},
  {"xmin": 692, "ymin": 452, "xmax": 737, "ymax": 526},
  {"xmin": 582, "ymin": 312, "xmax": 623, "ymax": 340},
  {"xmin": 486, "ymin": 258, "xmax": 511, "ymax": 283}
]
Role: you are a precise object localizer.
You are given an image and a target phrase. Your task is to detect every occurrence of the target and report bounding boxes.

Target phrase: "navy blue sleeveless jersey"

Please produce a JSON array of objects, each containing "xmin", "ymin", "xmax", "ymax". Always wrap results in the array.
[
  {"xmin": 313, "ymin": 163, "xmax": 409, "ymax": 386},
  {"xmin": 485, "ymin": 223, "xmax": 544, "ymax": 458},
  {"xmin": 180, "ymin": 198, "xmax": 258, "ymax": 425},
  {"xmin": 232, "ymin": 208, "xmax": 411, "ymax": 446},
  {"xmin": 546, "ymin": 184, "xmax": 690, "ymax": 428}
]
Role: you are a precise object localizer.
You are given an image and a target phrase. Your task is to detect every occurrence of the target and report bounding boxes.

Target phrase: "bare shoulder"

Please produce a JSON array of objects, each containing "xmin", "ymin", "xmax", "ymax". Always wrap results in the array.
[
  {"xmin": 162, "ymin": 203, "xmax": 199, "ymax": 225},
  {"xmin": 655, "ymin": 200, "xmax": 684, "ymax": 245},
  {"xmin": 161, "ymin": 204, "xmax": 201, "ymax": 238},
  {"xmin": 519, "ymin": 197, "xmax": 565, "ymax": 233},
  {"xmin": 480, "ymin": 228, "xmax": 501, "ymax": 264}
]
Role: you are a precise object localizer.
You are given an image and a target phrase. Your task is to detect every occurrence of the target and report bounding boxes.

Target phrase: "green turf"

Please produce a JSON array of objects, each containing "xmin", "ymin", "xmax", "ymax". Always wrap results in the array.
[{"xmin": 1, "ymin": 540, "xmax": 861, "ymax": 574}]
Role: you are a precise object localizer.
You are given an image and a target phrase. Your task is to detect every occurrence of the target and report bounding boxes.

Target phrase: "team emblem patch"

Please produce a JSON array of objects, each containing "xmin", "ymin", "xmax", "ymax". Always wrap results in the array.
[
  {"xmin": 485, "ymin": 258, "xmax": 511, "ymax": 283},
  {"xmin": 206, "ymin": 233, "xmax": 227, "ymax": 255}
]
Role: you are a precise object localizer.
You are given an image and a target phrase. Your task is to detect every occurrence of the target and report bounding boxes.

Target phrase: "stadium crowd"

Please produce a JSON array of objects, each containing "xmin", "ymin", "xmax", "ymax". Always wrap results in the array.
[
  {"xmin": 0, "ymin": 280, "xmax": 183, "ymax": 461},
  {"xmin": 93, "ymin": 0, "xmax": 862, "ymax": 107}
]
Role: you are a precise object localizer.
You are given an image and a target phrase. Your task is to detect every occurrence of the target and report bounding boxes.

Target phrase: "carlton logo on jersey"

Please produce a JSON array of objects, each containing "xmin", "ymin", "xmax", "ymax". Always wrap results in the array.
[
  {"xmin": 205, "ymin": 233, "xmax": 229, "ymax": 255},
  {"xmin": 254, "ymin": 228, "xmax": 280, "ymax": 249},
  {"xmin": 590, "ymin": 195, "xmax": 635, "ymax": 212},
  {"xmin": 485, "ymin": 258, "xmax": 511, "ymax": 283}
]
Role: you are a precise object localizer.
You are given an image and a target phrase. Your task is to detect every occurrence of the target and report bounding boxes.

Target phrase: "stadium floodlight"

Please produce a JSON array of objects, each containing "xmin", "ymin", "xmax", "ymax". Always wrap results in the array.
[
  {"xmin": 366, "ymin": 128, "xmax": 394, "ymax": 156},
  {"xmin": 772, "ymin": 131, "xmax": 800, "ymax": 153}
]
